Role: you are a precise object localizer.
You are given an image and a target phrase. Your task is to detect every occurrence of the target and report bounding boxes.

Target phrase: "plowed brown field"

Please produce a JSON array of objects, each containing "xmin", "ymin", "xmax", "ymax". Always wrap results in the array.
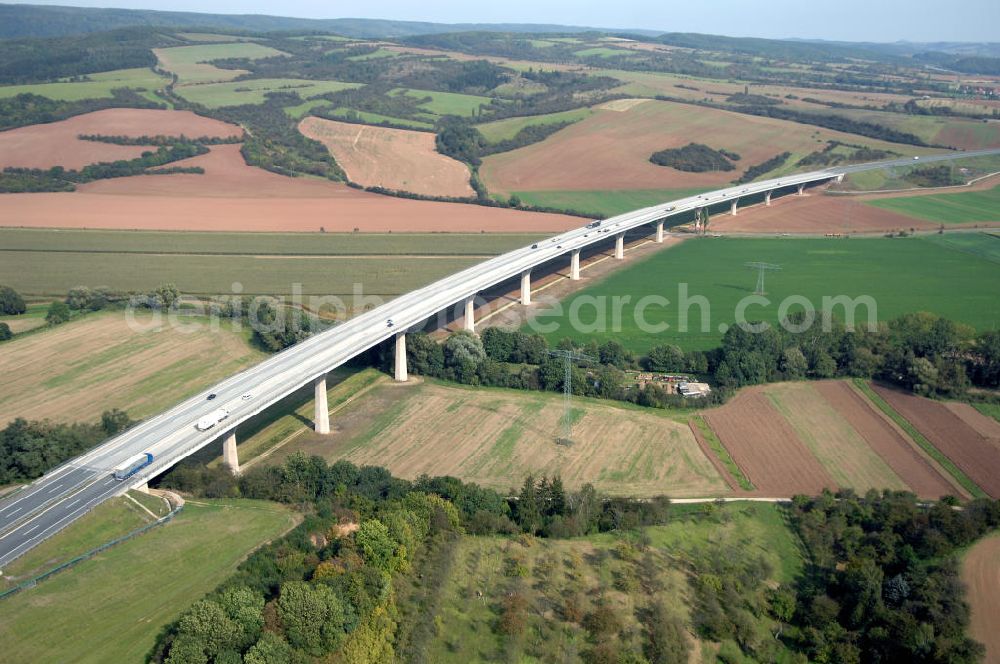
[
  {"xmin": 0, "ymin": 144, "xmax": 580, "ymax": 233},
  {"xmin": 815, "ymin": 381, "xmax": 961, "ymax": 498},
  {"xmin": 704, "ymin": 389, "xmax": 835, "ymax": 495},
  {"xmin": 480, "ymin": 98, "xmax": 924, "ymax": 194},
  {"xmin": 874, "ymin": 385, "xmax": 1000, "ymax": 497},
  {"xmin": 0, "ymin": 109, "xmax": 242, "ymax": 170},
  {"xmin": 962, "ymin": 534, "xmax": 1000, "ymax": 664},
  {"xmin": 299, "ymin": 117, "xmax": 473, "ymax": 197},
  {"xmin": 710, "ymin": 190, "xmax": 937, "ymax": 234}
]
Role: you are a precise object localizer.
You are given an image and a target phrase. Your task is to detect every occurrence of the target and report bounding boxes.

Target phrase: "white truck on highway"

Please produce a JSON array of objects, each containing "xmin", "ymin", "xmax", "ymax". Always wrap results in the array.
[{"xmin": 196, "ymin": 407, "xmax": 230, "ymax": 431}]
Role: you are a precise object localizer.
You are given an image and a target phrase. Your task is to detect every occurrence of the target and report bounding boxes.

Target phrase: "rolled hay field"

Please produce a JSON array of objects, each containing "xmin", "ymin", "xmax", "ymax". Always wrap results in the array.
[
  {"xmin": 299, "ymin": 117, "xmax": 474, "ymax": 198},
  {"xmin": 267, "ymin": 380, "xmax": 729, "ymax": 497}
]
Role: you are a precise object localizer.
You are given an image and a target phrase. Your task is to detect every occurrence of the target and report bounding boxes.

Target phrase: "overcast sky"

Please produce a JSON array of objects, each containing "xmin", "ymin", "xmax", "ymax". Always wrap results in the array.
[{"xmin": 12, "ymin": 0, "xmax": 1000, "ymax": 42}]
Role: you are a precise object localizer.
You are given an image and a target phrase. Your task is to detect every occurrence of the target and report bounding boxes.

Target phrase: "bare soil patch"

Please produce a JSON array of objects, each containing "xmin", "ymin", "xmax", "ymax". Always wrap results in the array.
[
  {"xmin": 945, "ymin": 402, "xmax": 1000, "ymax": 445},
  {"xmin": 962, "ymin": 533, "xmax": 1000, "ymax": 664},
  {"xmin": 711, "ymin": 190, "xmax": 937, "ymax": 234},
  {"xmin": 0, "ymin": 144, "xmax": 580, "ymax": 233},
  {"xmin": 873, "ymin": 385, "xmax": 1000, "ymax": 498},
  {"xmin": 704, "ymin": 388, "xmax": 835, "ymax": 496},
  {"xmin": 815, "ymin": 381, "xmax": 962, "ymax": 498},
  {"xmin": 299, "ymin": 117, "xmax": 473, "ymax": 197},
  {"xmin": 284, "ymin": 381, "xmax": 727, "ymax": 497},
  {"xmin": 0, "ymin": 109, "xmax": 241, "ymax": 170}
]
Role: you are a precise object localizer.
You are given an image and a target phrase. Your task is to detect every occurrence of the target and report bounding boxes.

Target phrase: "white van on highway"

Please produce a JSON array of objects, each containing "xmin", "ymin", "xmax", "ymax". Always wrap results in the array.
[{"xmin": 196, "ymin": 407, "xmax": 230, "ymax": 431}]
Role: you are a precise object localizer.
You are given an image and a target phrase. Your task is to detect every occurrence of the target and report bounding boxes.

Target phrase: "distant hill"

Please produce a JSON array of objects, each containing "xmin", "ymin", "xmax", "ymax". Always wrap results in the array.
[{"xmin": 0, "ymin": 3, "xmax": 661, "ymax": 39}]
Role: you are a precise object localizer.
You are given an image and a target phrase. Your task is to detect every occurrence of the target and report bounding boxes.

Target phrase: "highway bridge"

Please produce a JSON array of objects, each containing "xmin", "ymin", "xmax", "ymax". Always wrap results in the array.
[{"xmin": 0, "ymin": 150, "xmax": 995, "ymax": 568}]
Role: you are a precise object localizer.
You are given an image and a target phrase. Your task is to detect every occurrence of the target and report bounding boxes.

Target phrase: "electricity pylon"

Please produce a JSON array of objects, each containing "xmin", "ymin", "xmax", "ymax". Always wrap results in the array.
[
  {"xmin": 547, "ymin": 349, "xmax": 596, "ymax": 445},
  {"xmin": 744, "ymin": 262, "xmax": 781, "ymax": 295}
]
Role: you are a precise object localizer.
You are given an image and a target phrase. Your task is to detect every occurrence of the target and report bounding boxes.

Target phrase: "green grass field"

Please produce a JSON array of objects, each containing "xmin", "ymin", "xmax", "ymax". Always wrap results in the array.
[
  {"xmin": 476, "ymin": 107, "xmax": 593, "ymax": 142},
  {"xmin": 0, "ymin": 250, "xmax": 482, "ymax": 297},
  {"xmin": 0, "ymin": 228, "xmax": 546, "ymax": 256},
  {"xmin": 532, "ymin": 235, "xmax": 1000, "ymax": 351},
  {"xmin": 391, "ymin": 87, "xmax": 493, "ymax": 117},
  {"xmin": 157, "ymin": 43, "xmax": 287, "ymax": 84},
  {"xmin": 866, "ymin": 185, "xmax": 1000, "ymax": 223},
  {"xmin": 324, "ymin": 107, "xmax": 435, "ymax": 129},
  {"xmin": 573, "ymin": 47, "xmax": 628, "ymax": 58},
  {"xmin": 175, "ymin": 77, "xmax": 361, "ymax": 108},
  {"xmin": 0, "ymin": 228, "xmax": 548, "ymax": 297},
  {"xmin": 511, "ymin": 187, "xmax": 712, "ymax": 217},
  {"xmin": 0, "ymin": 68, "xmax": 170, "ymax": 101},
  {"xmin": 0, "ymin": 499, "xmax": 297, "ymax": 664},
  {"xmin": 1, "ymin": 495, "xmax": 156, "ymax": 590},
  {"xmin": 347, "ymin": 47, "xmax": 400, "ymax": 61}
]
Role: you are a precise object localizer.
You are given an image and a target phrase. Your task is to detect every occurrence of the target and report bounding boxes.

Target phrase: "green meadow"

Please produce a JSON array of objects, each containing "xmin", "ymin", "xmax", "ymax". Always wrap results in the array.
[{"xmin": 532, "ymin": 234, "xmax": 1000, "ymax": 351}]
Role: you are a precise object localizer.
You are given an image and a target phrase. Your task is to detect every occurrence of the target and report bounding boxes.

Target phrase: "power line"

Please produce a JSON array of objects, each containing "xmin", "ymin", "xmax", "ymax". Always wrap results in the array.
[
  {"xmin": 744, "ymin": 261, "xmax": 781, "ymax": 295},
  {"xmin": 547, "ymin": 349, "xmax": 596, "ymax": 445}
]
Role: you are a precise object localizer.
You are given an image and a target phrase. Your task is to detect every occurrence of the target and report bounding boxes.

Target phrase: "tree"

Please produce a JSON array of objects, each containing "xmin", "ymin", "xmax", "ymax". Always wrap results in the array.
[
  {"xmin": 277, "ymin": 581, "xmax": 347, "ymax": 656},
  {"xmin": 355, "ymin": 519, "xmax": 396, "ymax": 573},
  {"xmin": 175, "ymin": 599, "xmax": 241, "ymax": 658},
  {"xmin": 0, "ymin": 285, "xmax": 26, "ymax": 315},
  {"xmin": 644, "ymin": 601, "xmax": 690, "ymax": 664},
  {"xmin": 243, "ymin": 632, "xmax": 294, "ymax": 664},
  {"xmin": 100, "ymin": 409, "xmax": 132, "ymax": 436},
  {"xmin": 516, "ymin": 475, "xmax": 541, "ymax": 534},
  {"xmin": 648, "ymin": 344, "xmax": 684, "ymax": 372},
  {"xmin": 0, "ymin": 322, "xmax": 11, "ymax": 341},
  {"xmin": 444, "ymin": 330, "xmax": 485, "ymax": 367},
  {"xmin": 781, "ymin": 346, "xmax": 808, "ymax": 379},
  {"xmin": 45, "ymin": 300, "xmax": 70, "ymax": 325}
]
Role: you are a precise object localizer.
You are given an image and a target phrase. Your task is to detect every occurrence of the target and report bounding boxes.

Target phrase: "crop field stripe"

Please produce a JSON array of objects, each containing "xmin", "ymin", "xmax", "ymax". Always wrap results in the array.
[
  {"xmin": 918, "ymin": 232, "xmax": 1000, "ymax": 265},
  {"xmin": 852, "ymin": 379, "xmax": 986, "ymax": 498},
  {"xmin": 688, "ymin": 415, "xmax": 751, "ymax": 490}
]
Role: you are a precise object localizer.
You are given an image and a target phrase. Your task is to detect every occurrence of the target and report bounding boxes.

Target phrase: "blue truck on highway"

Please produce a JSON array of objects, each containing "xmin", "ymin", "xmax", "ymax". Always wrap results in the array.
[{"xmin": 113, "ymin": 452, "xmax": 154, "ymax": 480}]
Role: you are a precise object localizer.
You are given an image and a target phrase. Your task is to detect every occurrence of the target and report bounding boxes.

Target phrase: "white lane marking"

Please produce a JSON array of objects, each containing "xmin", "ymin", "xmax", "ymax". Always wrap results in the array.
[
  {"xmin": 66, "ymin": 499, "xmax": 80, "ymax": 508},
  {"xmin": 6, "ymin": 507, "xmax": 21, "ymax": 517},
  {"xmin": 23, "ymin": 524, "xmax": 40, "ymax": 535},
  {"xmin": 47, "ymin": 483, "xmax": 65, "ymax": 494},
  {"xmin": 103, "ymin": 479, "xmax": 115, "ymax": 486}
]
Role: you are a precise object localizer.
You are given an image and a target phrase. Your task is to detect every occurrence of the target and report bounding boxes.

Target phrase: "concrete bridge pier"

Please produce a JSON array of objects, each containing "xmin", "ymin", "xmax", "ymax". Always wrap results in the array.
[
  {"xmin": 765, "ymin": 190, "xmax": 772, "ymax": 206},
  {"xmin": 520, "ymin": 269, "xmax": 532, "ymax": 305},
  {"xmin": 797, "ymin": 183, "xmax": 805, "ymax": 195},
  {"xmin": 655, "ymin": 220, "xmax": 664, "ymax": 243},
  {"xmin": 614, "ymin": 233, "xmax": 625, "ymax": 260},
  {"xmin": 395, "ymin": 332, "xmax": 408, "ymax": 382},
  {"xmin": 570, "ymin": 249, "xmax": 581, "ymax": 280},
  {"xmin": 314, "ymin": 373, "xmax": 330, "ymax": 434},
  {"xmin": 464, "ymin": 296, "xmax": 476, "ymax": 332},
  {"xmin": 223, "ymin": 431, "xmax": 239, "ymax": 475},
  {"xmin": 730, "ymin": 199, "xmax": 738, "ymax": 216}
]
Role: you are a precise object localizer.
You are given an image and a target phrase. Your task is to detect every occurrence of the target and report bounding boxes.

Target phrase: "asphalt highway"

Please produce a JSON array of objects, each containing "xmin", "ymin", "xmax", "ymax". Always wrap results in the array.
[{"xmin": 1, "ymin": 149, "xmax": 997, "ymax": 569}]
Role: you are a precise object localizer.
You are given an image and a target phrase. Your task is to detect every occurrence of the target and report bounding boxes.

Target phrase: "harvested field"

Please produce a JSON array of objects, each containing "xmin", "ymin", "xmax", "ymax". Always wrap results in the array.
[
  {"xmin": 0, "ymin": 310, "xmax": 263, "ymax": 424},
  {"xmin": 299, "ymin": 117, "xmax": 473, "ymax": 197},
  {"xmin": 703, "ymin": 388, "xmax": 835, "ymax": 496},
  {"xmin": 273, "ymin": 381, "xmax": 728, "ymax": 497},
  {"xmin": 0, "ymin": 109, "xmax": 241, "ymax": 170},
  {"xmin": 154, "ymin": 43, "xmax": 287, "ymax": 84},
  {"xmin": 764, "ymin": 382, "xmax": 908, "ymax": 493},
  {"xmin": 815, "ymin": 381, "xmax": 962, "ymax": 499},
  {"xmin": 873, "ymin": 385, "xmax": 1000, "ymax": 498},
  {"xmin": 480, "ymin": 98, "xmax": 926, "ymax": 194},
  {"xmin": 0, "ymin": 143, "xmax": 580, "ymax": 232},
  {"xmin": 963, "ymin": 533, "xmax": 1000, "ymax": 664}
]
